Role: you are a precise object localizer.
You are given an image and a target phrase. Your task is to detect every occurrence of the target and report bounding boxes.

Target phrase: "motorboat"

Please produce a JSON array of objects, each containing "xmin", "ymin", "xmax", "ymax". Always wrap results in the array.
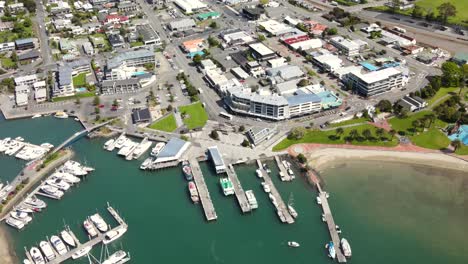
[
  {"xmin": 74, "ymin": 117, "xmax": 80, "ymax": 121},
  {"xmin": 90, "ymin": 213, "xmax": 108, "ymax": 232},
  {"xmin": 261, "ymin": 182, "xmax": 271, "ymax": 193},
  {"xmin": 61, "ymin": 160, "xmax": 88, "ymax": 176},
  {"xmin": 31, "ymin": 114, "xmax": 42, "ymax": 119},
  {"xmin": 24, "ymin": 197, "xmax": 47, "ymax": 209},
  {"xmin": 23, "ymin": 259, "xmax": 32, "ymax": 264},
  {"xmin": 150, "ymin": 142, "xmax": 165, "ymax": 157},
  {"xmin": 188, "ymin": 181, "xmax": 199, "ymax": 203},
  {"xmin": 322, "ymin": 213, "xmax": 326, "ymax": 222},
  {"xmin": 40, "ymin": 185, "xmax": 64, "ymax": 199},
  {"xmin": 326, "ymin": 241, "xmax": 336, "ymax": 259},
  {"xmin": 287, "ymin": 168, "xmax": 294, "ymax": 176},
  {"xmin": 316, "ymin": 196, "xmax": 322, "ymax": 205},
  {"xmin": 103, "ymin": 226, "xmax": 127, "ymax": 245},
  {"xmin": 104, "ymin": 139, "xmax": 115, "ymax": 150},
  {"xmin": 40, "ymin": 143, "xmax": 54, "ymax": 149},
  {"xmin": 288, "ymin": 205, "xmax": 298, "ymax": 219},
  {"xmin": 245, "ymin": 190, "xmax": 258, "ymax": 209},
  {"xmin": 6, "ymin": 217, "xmax": 25, "ymax": 230},
  {"xmin": 30, "ymin": 247, "xmax": 45, "ymax": 264},
  {"xmin": 53, "ymin": 172, "xmax": 80, "ymax": 184},
  {"xmin": 15, "ymin": 205, "xmax": 34, "ymax": 214},
  {"xmin": 341, "ymin": 238, "xmax": 352, "ymax": 258},
  {"xmin": 131, "ymin": 140, "xmax": 152, "ymax": 159},
  {"xmin": 288, "ymin": 241, "xmax": 300, "ymax": 248},
  {"xmin": 71, "ymin": 246, "xmax": 92, "ymax": 259},
  {"xmin": 113, "ymin": 136, "xmax": 128, "ymax": 149},
  {"xmin": 60, "ymin": 230, "xmax": 76, "ymax": 247},
  {"xmin": 182, "ymin": 161, "xmax": 193, "ymax": 181},
  {"xmin": 15, "ymin": 136, "xmax": 24, "ymax": 141},
  {"xmin": 54, "ymin": 112, "xmax": 69, "ymax": 119},
  {"xmin": 39, "ymin": 241, "xmax": 56, "ymax": 261},
  {"xmin": 83, "ymin": 219, "xmax": 98, "ymax": 237},
  {"xmin": 46, "ymin": 178, "xmax": 71, "ymax": 191},
  {"xmin": 255, "ymin": 169, "xmax": 263, "ymax": 178},
  {"xmin": 50, "ymin": 235, "xmax": 68, "ymax": 255},
  {"xmin": 102, "ymin": 250, "xmax": 129, "ymax": 264},
  {"xmin": 10, "ymin": 211, "xmax": 32, "ymax": 224},
  {"xmin": 140, "ymin": 158, "xmax": 153, "ymax": 170},
  {"xmin": 219, "ymin": 178, "xmax": 234, "ymax": 196},
  {"xmin": 336, "ymin": 225, "xmax": 342, "ymax": 234}
]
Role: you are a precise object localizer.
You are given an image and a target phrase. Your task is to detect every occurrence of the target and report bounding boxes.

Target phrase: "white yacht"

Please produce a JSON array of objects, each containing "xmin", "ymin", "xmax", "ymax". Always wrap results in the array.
[
  {"xmin": 39, "ymin": 241, "xmax": 56, "ymax": 261},
  {"xmin": 30, "ymin": 247, "xmax": 45, "ymax": 264},
  {"xmin": 103, "ymin": 226, "xmax": 127, "ymax": 244},
  {"xmin": 60, "ymin": 230, "xmax": 76, "ymax": 247},
  {"xmin": 54, "ymin": 112, "xmax": 69, "ymax": 119},
  {"xmin": 52, "ymin": 172, "xmax": 80, "ymax": 184},
  {"xmin": 150, "ymin": 142, "xmax": 165, "ymax": 157},
  {"xmin": 245, "ymin": 190, "xmax": 258, "ymax": 209},
  {"xmin": 6, "ymin": 217, "xmax": 25, "ymax": 230},
  {"xmin": 40, "ymin": 143, "xmax": 54, "ymax": 149},
  {"xmin": 341, "ymin": 238, "xmax": 352, "ymax": 258},
  {"xmin": 71, "ymin": 246, "xmax": 92, "ymax": 259},
  {"xmin": 40, "ymin": 185, "xmax": 64, "ymax": 199},
  {"xmin": 15, "ymin": 205, "xmax": 34, "ymax": 214},
  {"xmin": 10, "ymin": 211, "xmax": 32, "ymax": 224},
  {"xmin": 316, "ymin": 196, "xmax": 322, "ymax": 205},
  {"xmin": 46, "ymin": 178, "xmax": 71, "ymax": 191},
  {"xmin": 62, "ymin": 160, "xmax": 88, "ymax": 176},
  {"xmin": 83, "ymin": 219, "xmax": 98, "ymax": 237},
  {"xmin": 90, "ymin": 213, "xmax": 108, "ymax": 232},
  {"xmin": 140, "ymin": 158, "xmax": 153, "ymax": 170},
  {"xmin": 102, "ymin": 250, "xmax": 129, "ymax": 264},
  {"xmin": 23, "ymin": 259, "xmax": 32, "ymax": 264},
  {"xmin": 255, "ymin": 169, "xmax": 263, "ymax": 178},
  {"xmin": 277, "ymin": 210, "xmax": 286, "ymax": 222},
  {"xmin": 288, "ymin": 241, "xmax": 300, "ymax": 248},
  {"xmin": 104, "ymin": 139, "xmax": 115, "ymax": 150},
  {"xmin": 114, "ymin": 136, "xmax": 128, "ymax": 149},
  {"xmin": 288, "ymin": 205, "xmax": 298, "ymax": 219},
  {"xmin": 31, "ymin": 114, "xmax": 42, "ymax": 119},
  {"xmin": 24, "ymin": 197, "xmax": 47, "ymax": 209},
  {"xmin": 131, "ymin": 140, "xmax": 152, "ymax": 160},
  {"xmin": 15, "ymin": 136, "xmax": 24, "ymax": 141},
  {"xmin": 50, "ymin": 235, "xmax": 68, "ymax": 255},
  {"xmin": 261, "ymin": 182, "xmax": 271, "ymax": 193},
  {"xmin": 117, "ymin": 141, "xmax": 137, "ymax": 157}
]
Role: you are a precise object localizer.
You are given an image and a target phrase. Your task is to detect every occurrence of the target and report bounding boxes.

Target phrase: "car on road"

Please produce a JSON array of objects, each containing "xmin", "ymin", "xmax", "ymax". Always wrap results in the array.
[{"xmin": 99, "ymin": 104, "xmax": 105, "ymax": 108}]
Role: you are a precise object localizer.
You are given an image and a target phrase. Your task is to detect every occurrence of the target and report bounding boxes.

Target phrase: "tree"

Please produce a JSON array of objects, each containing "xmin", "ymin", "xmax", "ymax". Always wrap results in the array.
[
  {"xmin": 207, "ymin": 36, "xmax": 219, "ymax": 48},
  {"xmin": 376, "ymin": 99, "xmax": 392, "ymax": 112},
  {"xmin": 297, "ymin": 79, "xmax": 310, "ymax": 87},
  {"xmin": 113, "ymin": 99, "xmax": 119, "ymax": 107},
  {"xmin": 241, "ymin": 139, "xmax": 250, "ymax": 147},
  {"xmin": 259, "ymin": 0, "xmax": 269, "ymax": 5},
  {"xmin": 192, "ymin": 54, "xmax": 203, "ymax": 65},
  {"xmin": 349, "ymin": 129, "xmax": 359, "ymax": 140},
  {"xmin": 451, "ymin": 139, "xmax": 461, "ymax": 152},
  {"xmin": 11, "ymin": 51, "xmax": 17, "ymax": 62},
  {"xmin": 425, "ymin": 113, "xmax": 436, "ymax": 127},
  {"xmin": 390, "ymin": 0, "xmax": 401, "ymax": 13},
  {"xmin": 93, "ymin": 96, "xmax": 100, "ymax": 106},
  {"xmin": 239, "ymin": 125, "xmax": 245, "ymax": 132},
  {"xmin": 288, "ymin": 127, "xmax": 306, "ymax": 140},
  {"xmin": 209, "ymin": 21, "xmax": 218, "ymax": 29},
  {"xmin": 437, "ymin": 2, "xmax": 457, "ymax": 24},
  {"xmin": 411, "ymin": 5, "xmax": 424, "ymax": 18},
  {"xmin": 257, "ymin": 34, "xmax": 266, "ymax": 42},
  {"xmin": 412, "ymin": 120, "xmax": 421, "ymax": 132},
  {"xmin": 94, "ymin": 107, "xmax": 100, "ymax": 115},
  {"xmin": 167, "ymin": 104, "xmax": 173, "ymax": 112},
  {"xmin": 297, "ymin": 153, "xmax": 307, "ymax": 164},
  {"xmin": 1, "ymin": 77, "xmax": 15, "ymax": 93},
  {"xmin": 441, "ymin": 61, "xmax": 462, "ymax": 87},
  {"xmin": 75, "ymin": 97, "xmax": 81, "ymax": 105},
  {"xmin": 376, "ymin": 128, "xmax": 384, "ymax": 139},
  {"xmin": 389, "ymin": 129, "xmax": 396, "ymax": 140},
  {"xmin": 210, "ymin": 130, "xmax": 219, "ymax": 140},
  {"xmin": 326, "ymin": 28, "xmax": 338, "ymax": 35},
  {"xmin": 335, "ymin": 127, "xmax": 344, "ymax": 138},
  {"xmin": 362, "ymin": 129, "xmax": 372, "ymax": 140}
]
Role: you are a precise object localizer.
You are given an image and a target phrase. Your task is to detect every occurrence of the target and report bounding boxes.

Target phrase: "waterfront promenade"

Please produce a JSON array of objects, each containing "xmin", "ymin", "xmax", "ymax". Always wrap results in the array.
[
  {"xmin": 190, "ymin": 158, "xmax": 217, "ymax": 221},
  {"xmin": 226, "ymin": 164, "xmax": 251, "ymax": 213}
]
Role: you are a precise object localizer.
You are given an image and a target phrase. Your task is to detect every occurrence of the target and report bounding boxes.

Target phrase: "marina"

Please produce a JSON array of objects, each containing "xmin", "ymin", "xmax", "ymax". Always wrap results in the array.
[
  {"xmin": 0, "ymin": 137, "xmax": 53, "ymax": 161},
  {"xmin": 257, "ymin": 160, "xmax": 294, "ymax": 224},
  {"xmin": 274, "ymin": 156, "xmax": 293, "ymax": 182},
  {"xmin": 190, "ymin": 158, "xmax": 217, "ymax": 221},
  {"xmin": 225, "ymin": 164, "xmax": 251, "ymax": 214}
]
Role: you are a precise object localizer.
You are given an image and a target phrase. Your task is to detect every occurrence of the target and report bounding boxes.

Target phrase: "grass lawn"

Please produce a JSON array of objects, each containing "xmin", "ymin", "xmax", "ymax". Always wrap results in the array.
[
  {"xmin": 427, "ymin": 87, "xmax": 460, "ymax": 106},
  {"xmin": 1, "ymin": 58, "xmax": 16, "ymax": 69},
  {"xmin": 178, "ymin": 102, "xmax": 208, "ymax": 129},
  {"xmin": 148, "ymin": 114, "xmax": 177, "ymax": 132},
  {"xmin": 130, "ymin": 41, "xmax": 144, "ymax": 48},
  {"xmin": 455, "ymin": 145, "xmax": 468, "ymax": 155},
  {"xmin": 52, "ymin": 92, "xmax": 95, "ymax": 102},
  {"xmin": 72, "ymin": 73, "xmax": 87, "ymax": 87},
  {"xmin": 329, "ymin": 117, "xmax": 370, "ymax": 128},
  {"xmin": 273, "ymin": 124, "xmax": 399, "ymax": 151},
  {"xmin": 415, "ymin": 0, "xmax": 468, "ymax": 26},
  {"xmin": 389, "ymin": 110, "xmax": 447, "ymax": 132}
]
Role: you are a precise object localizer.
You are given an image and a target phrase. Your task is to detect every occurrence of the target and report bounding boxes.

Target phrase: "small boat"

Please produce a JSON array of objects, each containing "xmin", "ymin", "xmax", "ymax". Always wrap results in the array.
[
  {"xmin": 322, "ymin": 213, "xmax": 326, "ymax": 222},
  {"xmin": 336, "ymin": 225, "xmax": 342, "ymax": 234},
  {"xmin": 31, "ymin": 114, "xmax": 42, "ymax": 119},
  {"xmin": 71, "ymin": 245, "xmax": 92, "ymax": 259},
  {"xmin": 255, "ymin": 169, "xmax": 263, "ymax": 178},
  {"xmin": 288, "ymin": 241, "xmax": 300, "ymax": 248},
  {"xmin": 46, "ymin": 178, "xmax": 71, "ymax": 191},
  {"xmin": 60, "ymin": 230, "xmax": 76, "ymax": 247},
  {"xmin": 90, "ymin": 213, "xmax": 108, "ymax": 232},
  {"xmin": 40, "ymin": 185, "xmax": 64, "ymax": 199},
  {"xmin": 53, "ymin": 172, "xmax": 80, "ymax": 184},
  {"xmin": 30, "ymin": 247, "xmax": 45, "ymax": 264},
  {"xmin": 54, "ymin": 112, "xmax": 69, "ymax": 119},
  {"xmin": 245, "ymin": 190, "xmax": 258, "ymax": 209},
  {"xmin": 220, "ymin": 178, "xmax": 234, "ymax": 196},
  {"xmin": 23, "ymin": 259, "xmax": 32, "ymax": 264},
  {"xmin": 10, "ymin": 211, "xmax": 32, "ymax": 224},
  {"xmin": 288, "ymin": 205, "xmax": 298, "ymax": 219},
  {"xmin": 83, "ymin": 219, "xmax": 98, "ymax": 237},
  {"xmin": 103, "ymin": 226, "xmax": 127, "ymax": 245},
  {"xmin": 316, "ymin": 196, "xmax": 322, "ymax": 205},
  {"xmin": 140, "ymin": 158, "xmax": 152, "ymax": 170},
  {"xmin": 326, "ymin": 241, "xmax": 336, "ymax": 259},
  {"xmin": 24, "ymin": 197, "xmax": 47, "ymax": 209},
  {"xmin": 104, "ymin": 139, "xmax": 115, "ymax": 150},
  {"xmin": 150, "ymin": 142, "xmax": 165, "ymax": 157},
  {"xmin": 74, "ymin": 117, "xmax": 80, "ymax": 121},
  {"xmin": 15, "ymin": 136, "xmax": 24, "ymax": 141},
  {"xmin": 341, "ymin": 238, "xmax": 352, "ymax": 258},
  {"xmin": 182, "ymin": 161, "xmax": 193, "ymax": 181},
  {"xmin": 6, "ymin": 217, "xmax": 25, "ymax": 230},
  {"xmin": 188, "ymin": 181, "xmax": 199, "ymax": 203},
  {"xmin": 261, "ymin": 182, "xmax": 270, "ymax": 193},
  {"xmin": 287, "ymin": 168, "xmax": 294, "ymax": 176},
  {"xmin": 325, "ymin": 192, "xmax": 330, "ymax": 198},
  {"xmin": 50, "ymin": 235, "xmax": 68, "ymax": 255},
  {"xmin": 102, "ymin": 250, "xmax": 129, "ymax": 264},
  {"xmin": 39, "ymin": 241, "xmax": 56, "ymax": 261}
]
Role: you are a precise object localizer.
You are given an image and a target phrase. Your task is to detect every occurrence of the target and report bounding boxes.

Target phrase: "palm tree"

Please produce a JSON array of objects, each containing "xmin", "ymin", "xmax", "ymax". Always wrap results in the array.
[
  {"xmin": 412, "ymin": 120, "xmax": 421, "ymax": 132},
  {"xmin": 335, "ymin": 127, "xmax": 344, "ymax": 138},
  {"xmin": 349, "ymin": 129, "xmax": 359, "ymax": 140},
  {"xmin": 362, "ymin": 129, "xmax": 372, "ymax": 140},
  {"xmin": 451, "ymin": 139, "xmax": 462, "ymax": 152},
  {"xmin": 376, "ymin": 128, "xmax": 384, "ymax": 139},
  {"xmin": 389, "ymin": 129, "xmax": 397, "ymax": 140}
]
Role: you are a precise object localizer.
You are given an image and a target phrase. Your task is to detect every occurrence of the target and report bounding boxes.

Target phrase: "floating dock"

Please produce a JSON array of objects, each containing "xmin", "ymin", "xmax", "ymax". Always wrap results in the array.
[
  {"xmin": 256, "ymin": 160, "xmax": 294, "ymax": 224},
  {"xmin": 226, "ymin": 164, "xmax": 251, "ymax": 213},
  {"xmin": 274, "ymin": 156, "xmax": 292, "ymax": 182},
  {"xmin": 316, "ymin": 183, "xmax": 347, "ymax": 263},
  {"xmin": 190, "ymin": 158, "xmax": 217, "ymax": 221}
]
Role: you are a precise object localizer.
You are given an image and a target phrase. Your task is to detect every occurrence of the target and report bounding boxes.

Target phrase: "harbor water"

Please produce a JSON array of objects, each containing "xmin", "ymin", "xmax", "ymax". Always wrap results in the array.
[{"xmin": 1, "ymin": 114, "xmax": 468, "ymax": 263}]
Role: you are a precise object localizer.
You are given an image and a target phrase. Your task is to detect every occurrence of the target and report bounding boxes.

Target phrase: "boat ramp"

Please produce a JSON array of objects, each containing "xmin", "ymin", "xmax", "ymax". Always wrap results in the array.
[
  {"xmin": 316, "ymin": 183, "xmax": 347, "ymax": 263},
  {"xmin": 190, "ymin": 158, "xmax": 217, "ymax": 221},
  {"xmin": 274, "ymin": 156, "xmax": 293, "ymax": 182},
  {"xmin": 226, "ymin": 164, "xmax": 251, "ymax": 213},
  {"xmin": 256, "ymin": 160, "xmax": 294, "ymax": 224}
]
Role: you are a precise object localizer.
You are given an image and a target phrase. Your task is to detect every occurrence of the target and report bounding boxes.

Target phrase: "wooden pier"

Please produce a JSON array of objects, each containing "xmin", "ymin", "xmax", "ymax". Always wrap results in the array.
[
  {"xmin": 45, "ymin": 205, "xmax": 127, "ymax": 264},
  {"xmin": 226, "ymin": 164, "xmax": 251, "ymax": 214},
  {"xmin": 316, "ymin": 183, "xmax": 347, "ymax": 263},
  {"xmin": 256, "ymin": 160, "xmax": 294, "ymax": 224},
  {"xmin": 190, "ymin": 158, "xmax": 217, "ymax": 221},
  {"xmin": 274, "ymin": 156, "xmax": 292, "ymax": 182}
]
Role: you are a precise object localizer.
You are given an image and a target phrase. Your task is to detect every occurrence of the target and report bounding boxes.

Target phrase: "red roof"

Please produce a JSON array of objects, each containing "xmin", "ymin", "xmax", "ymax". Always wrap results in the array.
[{"xmin": 283, "ymin": 35, "xmax": 310, "ymax": 45}]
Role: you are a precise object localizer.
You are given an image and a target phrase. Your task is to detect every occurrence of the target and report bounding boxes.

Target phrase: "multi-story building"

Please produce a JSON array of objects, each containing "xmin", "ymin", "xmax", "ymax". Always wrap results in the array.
[
  {"xmin": 15, "ymin": 38, "xmax": 35, "ymax": 50},
  {"xmin": 136, "ymin": 24, "xmax": 161, "ymax": 46},
  {"xmin": 0, "ymin": 42, "xmax": 15, "ymax": 52},
  {"xmin": 118, "ymin": 1, "xmax": 137, "ymax": 12},
  {"xmin": 53, "ymin": 67, "xmax": 74, "ymax": 97},
  {"xmin": 105, "ymin": 49, "xmax": 155, "ymax": 80},
  {"xmin": 249, "ymin": 42, "xmax": 277, "ymax": 61},
  {"xmin": 15, "ymin": 85, "xmax": 29, "ymax": 106},
  {"xmin": 33, "ymin": 81, "xmax": 47, "ymax": 102},
  {"xmin": 100, "ymin": 79, "xmax": 141, "ymax": 94},
  {"xmin": 329, "ymin": 36, "xmax": 361, "ymax": 56},
  {"xmin": 347, "ymin": 67, "xmax": 403, "ymax": 97},
  {"xmin": 14, "ymin": 74, "xmax": 38, "ymax": 87}
]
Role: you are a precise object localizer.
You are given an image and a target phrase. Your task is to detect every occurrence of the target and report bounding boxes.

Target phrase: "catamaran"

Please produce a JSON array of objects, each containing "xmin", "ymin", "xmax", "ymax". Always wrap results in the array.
[
  {"xmin": 83, "ymin": 219, "xmax": 98, "ymax": 237},
  {"xmin": 131, "ymin": 140, "xmax": 152, "ymax": 159},
  {"xmin": 30, "ymin": 247, "xmax": 45, "ymax": 264},
  {"xmin": 245, "ymin": 190, "xmax": 258, "ymax": 209},
  {"xmin": 341, "ymin": 238, "xmax": 352, "ymax": 258},
  {"xmin": 50, "ymin": 235, "xmax": 68, "ymax": 255},
  {"xmin": 71, "ymin": 246, "xmax": 92, "ymax": 259},
  {"xmin": 39, "ymin": 241, "xmax": 56, "ymax": 261},
  {"xmin": 60, "ymin": 230, "xmax": 76, "ymax": 247},
  {"xmin": 103, "ymin": 226, "xmax": 127, "ymax": 244},
  {"xmin": 90, "ymin": 213, "xmax": 108, "ymax": 232}
]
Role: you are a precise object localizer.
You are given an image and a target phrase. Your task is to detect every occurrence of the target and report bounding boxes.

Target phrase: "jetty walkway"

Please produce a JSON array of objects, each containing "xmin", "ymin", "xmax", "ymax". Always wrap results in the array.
[
  {"xmin": 316, "ymin": 183, "xmax": 347, "ymax": 263},
  {"xmin": 190, "ymin": 158, "xmax": 217, "ymax": 221},
  {"xmin": 274, "ymin": 156, "xmax": 292, "ymax": 182},
  {"xmin": 226, "ymin": 164, "xmax": 251, "ymax": 213},
  {"xmin": 256, "ymin": 160, "xmax": 294, "ymax": 224}
]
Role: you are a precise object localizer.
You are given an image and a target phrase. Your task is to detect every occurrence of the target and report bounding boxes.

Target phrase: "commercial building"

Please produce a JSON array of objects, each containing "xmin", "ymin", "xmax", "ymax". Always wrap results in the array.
[
  {"xmin": 197, "ymin": 11, "xmax": 220, "ymax": 21},
  {"xmin": 106, "ymin": 49, "xmax": 155, "ymax": 71},
  {"xmin": 100, "ymin": 78, "xmax": 141, "ymax": 94},
  {"xmin": 204, "ymin": 68, "xmax": 231, "ymax": 93},
  {"xmin": 53, "ymin": 67, "xmax": 74, "ymax": 97},
  {"xmin": 14, "ymin": 74, "xmax": 38, "ymax": 87},
  {"xmin": 249, "ymin": 43, "xmax": 276, "ymax": 61},
  {"xmin": 18, "ymin": 50, "xmax": 40, "ymax": 62},
  {"xmin": 173, "ymin": 0, "xmax": 207, "ymax": 14},
  {"xmin": 131, "ymin": 108, "xmax": 151, "ymax": 124},
  {"xmin": 381, "ymin": 28, "xmax": 416, "ymax": 47},
  {"xmin": 136, "ymin": 24, "xmax": 161, "ymax": 46},
  {"xmin": 168, "ymin": 18, "xmax": 196, "ymax": 32},
  {"xmin": 208, "ymin": 146, "xmax": 226, "ymax": 174},
  {"xmin": 15, "ymin": 85, "xmax": 29, "ymax": 106},
  {"xmin": 247, "ymin": 127, "xmax": 276, "ymax": 145},
  {"xmin": 33, "ymin": 81, "xmax": 47, "ymax": 102},
  {"xmin": 15, "ymin": 38, "xmax": 35, "ymax": 50},
  {"xmin": 397, "ymin": 95, "xmax": 427, "ymax": 112},
  {"xmin": 154, "ymin": 137, "xmax": 191, "ymax": 164},
  {"xmin": 0, "ymin": 42, "xmax": 14, "ymax": 52},
  {"xmin": 258, "ymin": 20, "xmax": 295, "ymax": 36},
  {"xmin": 220, "ymin": 29, "xmax": 254, "ymax": 47},
  {"xmin": 181, "ymin": 38, "xmax": 204, "ymax": 53},
  {"xmin": 267, "ymin": 65, "xmax": 304, "ymax": 82},
  {"xmin": 312, "ymin": 53, "xmax": 343, "ymax": 72},
  {"xmin": 108, "ymin": 34, "xmax": 125, "ymax": 49},
  {"xmin": 347, "ymin": 67, "xmax": 403, "ymax": 97},
  {"xmin": 330, "ymin": 36, "xmax": 362, "ymax": 56}
]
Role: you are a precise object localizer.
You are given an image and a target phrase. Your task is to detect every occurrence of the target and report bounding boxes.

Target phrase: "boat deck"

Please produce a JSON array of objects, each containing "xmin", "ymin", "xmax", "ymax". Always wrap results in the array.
[
  {"xmin": 317, "ymin": 183, "xmax": 347, "ymax": 263},
  {"xmin": 190, "ymin": 158, "xmax": 217, "ymax": 221},
  {"xmin": 226, "ymin": 164, "xmax": 251, "ymax": 214},
  {"xmin": 107, "ymin": 133, "xmax": 125, "ymax": 151},
  {"xmin": 274, "ymin": 156, "xmax": 292, "ymax": 182},
  {"xmin": 256, "ymin": 160, "xmax": 294, "ymax": 224}
]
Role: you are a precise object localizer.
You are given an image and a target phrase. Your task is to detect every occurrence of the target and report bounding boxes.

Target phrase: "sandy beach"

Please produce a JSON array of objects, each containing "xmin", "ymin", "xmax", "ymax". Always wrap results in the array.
[{"xmin": 0, "ymin": 227, "xmax": 17, "ymax": 264}]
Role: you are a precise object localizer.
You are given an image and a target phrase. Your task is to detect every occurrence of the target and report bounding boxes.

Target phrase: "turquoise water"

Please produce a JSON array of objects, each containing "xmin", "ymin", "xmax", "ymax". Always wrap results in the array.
[{"xmin": 1, "ymin": 115, "xmax": 468, "ymax": 264}]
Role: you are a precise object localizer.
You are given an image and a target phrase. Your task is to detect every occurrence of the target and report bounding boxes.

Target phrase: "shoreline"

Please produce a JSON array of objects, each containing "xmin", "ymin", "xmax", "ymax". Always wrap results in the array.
[{"xmin": 0, "ymin": 226, "xmax": 17, "ymax": 264}]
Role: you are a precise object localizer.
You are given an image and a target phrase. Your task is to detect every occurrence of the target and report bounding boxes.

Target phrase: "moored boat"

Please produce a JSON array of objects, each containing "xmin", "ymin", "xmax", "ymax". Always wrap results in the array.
[
  {"xmin": 104, "ymin": 139, "xmax": 115, "ymax": 150},
  {"xmin": 220, "ymin": 178, "xmax": 234, "ymax": 196},
  {"xmin": 288, "ymin": 205, "xmax": 298, "ymax": 219},
  {"xmin": 316, "ymin": 196, "xmax": 322, "ymax": 205},
  {"xmin": 261, "ymin": 182, "xmax": 271, "ymax": 193},
  {"xmin": 103, "ymin": 226, "xmax": 127, "ymax": 244},
  {"xmin": 39, "ymin": 241, "xmax": 56, "ymax": 261},
  {"xmin": 60, "ymin": 230, "xmax": 76, "ymax": 247},
  {"xmin": 326, "ymin": 241, "xmax": 336, "ymax": 259},
  {"xmin": 288, "ymin": 241, "xmax": 300, "ymax": 248},
  {"xmin": 10, "ymin": 211, "xmax": 32, "ymax": 224},
  {"xmin": 90, "ymin": 213, "xmax": 108, "ymax": 232},
  {"xmin": 54, "ymin": 112, "xmax": 69, "ymax": 119},
  {"xmin": 40, "ymin": 185, "xmax": 64, "ymax": 199},
  {"xmin": 188, "ymin": 181, "xmax": 199, "ymax": 203},
  {"xmin": 341, "ymin": 238, "xmax": 352, "ymax": 258},
  {"xmin": 6, "ymin": 217, "xmax": 25, "ymax": 230},
  {"xmin": 50, "ymin": 235, "xmax": 67, "ymax": 255},
  {"xmin": 45, "ymin": 178, "xmax": 70, "ymax": 191},
  {"xmin": 31, "ymin": 114, "xmax": 42, "ymax": 119},
  {"xmin": 255, "ymin": 169, "xmax": 263, "ymax": 178},
  {"xmin": 30, "ymin": 247, "xmax": 45, "ymax": 264},
  {"xmin": 140, "ymin": 158, "xmax": 153, "ymax": 170},
  {"xmin": 150, "ymin": 142, "xmax": 165, "ymax": 157},
  {"xmin": 245, "ymin": 190, "xmax": 258, "ymax": 209},
  {"xmin": 102, "ymin": 250, "xmax": 129, "ymax": 264},
  {"xmin": 71, "ymin": 246, "xmax": 92, "ymax": 259},
  {"xmin": 83, "ymin": 219, "xmax": 98, "ymax": 237},
  {"xmin": 182, "ymin": 161, "xmax": 193, "ymax": 181}
]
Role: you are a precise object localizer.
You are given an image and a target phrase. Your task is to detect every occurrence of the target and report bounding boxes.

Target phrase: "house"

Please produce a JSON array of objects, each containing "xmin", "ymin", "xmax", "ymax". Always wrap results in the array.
[
  {"xmin": 82, "ymin": 42, "xmax": 95, "ymax": 55},
  {"xmin": 108, "ymin": 34, "xmax": 125, "ymax": 48},
  {"xmin": 118, "ymin": 1, "xmax": 137, "ymax": 13},
  {"xmin": 181, "ymin": 38, "xmax": 204, "ymax": 53},
  {"xmin": 0, "ymin": 22, "xmax": 13, "ymax": 32},
  {"xmin": 82, "ymin": 22, "xmax": 101, "ymax": 34},
  {"xmin": 0, "ymin": 1, "xmax": 5, "ymax": 13},
  {"xmin": 50, "ymin": 1, "xmax": 71, "ymax": 14},
  {"xmin": 14, "ymin": 74, "xmax": 38, "ymax": 86},
  {"xmin": 15, "ymin": 38, "xmax": 35, "ymax": 50},
  {"xmin": 53, "ymin": 19, "xmax": 72, "ymax": 30},
  {"xmin": 402, "ymin": 45, "xmax": 424, "ymax": 55},
  {"xmin": 168, "ymin": 18, "xmax": 196, "ymax": 32},
  {"xmin": 59, "ymin": 39, "xmax": 75, "ymax": 52},
  {"xmin": 104, "ymin": 15, "xmax": 129, "ymax": 25},
  {"xmin": 15, "ymin": 85, "xmax": 29, "ymax": 106},
  {"xmin": 90, "ymin": 36, "xmax": 106, "ymax": 49},
  {"xmin": 131, "ymin": 108, "xmax": 151, "ymax": 124},
  {"xmin": 33, "ymin": 81, "xmax": 47, "ymax": 102},
  {"xmin": 361, "ymin": 23, "xmax": 381, "ymax": 34},
  {"xmin": 302, "ymin": 20, "xmax": 328, "ymax": 35},
  {"xmin": 8, "ymin": 3, "xmax": 24, "ymax": 13}
]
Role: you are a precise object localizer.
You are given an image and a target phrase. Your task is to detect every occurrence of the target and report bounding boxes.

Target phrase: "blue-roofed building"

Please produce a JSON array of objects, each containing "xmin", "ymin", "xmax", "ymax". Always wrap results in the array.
[
  {"xmin": 15, "ymin": 38, "xmax": 35, "ymax": 50},
  {"xmin": 448, "ymin": 125, "xmax": 468, "ymax": 145},
  {"xmin": 208, "ymin": 146, "xmax": 226, "ymax": 174},
  {"xmin": 286, "ymin": 92, "xmax": 322, "ymax": 117},
  {"xmin": 53, "ymin": 66, "xmax": 74, "ymax": 97},
  {"xmin": 154, "ymin": 138, "xmax": 191, "ymax": 163}
]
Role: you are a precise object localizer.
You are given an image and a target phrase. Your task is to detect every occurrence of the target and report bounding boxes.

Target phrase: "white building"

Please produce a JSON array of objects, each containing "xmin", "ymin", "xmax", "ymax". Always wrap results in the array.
[
  {"xmin": 258, "ymin": 20, "xmax": 295, "ymax": 36},
  {"xmin": 289, "ymin": 38, "xmax": 323, "ymax": 51},
  {"xmin": 15, "ymin": 85, "xmax": 29, "ymax": 106},
  {"xmin": 347, "ymin": 67, "xmax": 403, "ymax": 97},
  {"xmin": 14, "ymin": 74, "xmax": 38, "ymax": 87},
  {"xmin": 312, "ymin": 54, "xmax": 343, "ymax": 72},
  {"xmin": 0, "ymin": 42, "xmax": 15, "ymax": 52},
  {"xmin": 220, "ymin": 30, "xmax": 254, "ymax": 46},
  {"xmin": 173, "ymin": 0, "xmax": 207, "ymax": 14},
  {"xmin": 330, "ymin": 36, "xmax": 361, "ymax": 56},
  {"xmin": 33, "ymin": 81, "xmax": 47, "ymax": 102}
]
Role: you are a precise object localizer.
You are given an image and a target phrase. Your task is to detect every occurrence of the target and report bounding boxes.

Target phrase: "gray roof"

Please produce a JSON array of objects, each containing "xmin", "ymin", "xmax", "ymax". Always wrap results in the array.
[
  {"xmin": 157, "ymin": 138, "xmax": 188, "ymax": 158},
  {"xmin": 208, "ymin": 146, "xmax": 225, "ymax": 167},
  {"xmin": 15, "ymin": 38, "xmax": 34, "ymax": 45},
  {"xmin": 107, "ymin": 49, "xmax": 154, "ymax": 69},
  {"xmin": 285, "ymin": 93, "xmax": 321, "ymax": 106},
  {"xmin": 136, "ymin": 24, "xmax": 160, "ymax": 42},
  {"xmin": 18, "ymin": 50, "xmax": 40, "ymax": 61},
  {"xmin": 66, "ymin": 58, "xmax": 89, "ymax": 69},
  {"xmin": 58, "ymin": 67, "xmax": 72, "ymax": 86},
  {"xmin": 101, "ymin": 78, "xmax": 140, "ymax": 87},
  {"xmin": 131, "ymin": 108, "xmax": 151, "ymax": 123},
  {"xmin": 231, "ymin": 88, "xmax": 289, "ymax": 106},
  {"xmin": 169, "ymin": 18, "xmax": 196, "ymax": 29},
  {"xmin": 267, "ymin": 65, "xmax": 304, "ymax": 80}
]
